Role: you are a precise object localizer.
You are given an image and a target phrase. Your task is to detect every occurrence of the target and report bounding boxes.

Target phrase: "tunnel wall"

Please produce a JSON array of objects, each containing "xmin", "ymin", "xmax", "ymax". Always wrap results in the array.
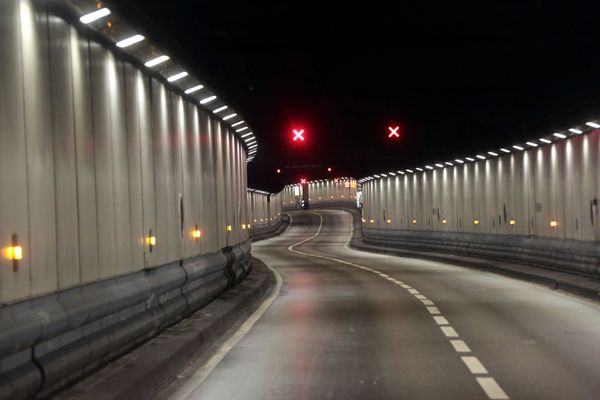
[
  {"xmin": 0, "ymin": 1, "xmax": 252, "ymax": 397},
  {"xmin": 360, "ymin": 131, "xmax": 600, "ymax": 277},
  {"xmin": 281, "ymin": 178, "xmax": 358, "ymax": 210}
]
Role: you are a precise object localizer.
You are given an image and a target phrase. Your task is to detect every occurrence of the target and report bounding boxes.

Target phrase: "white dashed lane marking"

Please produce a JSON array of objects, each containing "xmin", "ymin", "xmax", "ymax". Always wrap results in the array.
[{"xmin": 288, "ymin": 211, "xmax": 510, "ymax": 400}]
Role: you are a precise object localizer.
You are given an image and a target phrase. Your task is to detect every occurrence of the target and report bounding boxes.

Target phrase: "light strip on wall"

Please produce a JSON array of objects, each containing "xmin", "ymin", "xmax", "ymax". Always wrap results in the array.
[
  {"xmin": 167, "ymin": 71, "xmax": 188, "ymax": 82},
  {"xmin": 200, "ymin": 95, "xmax": 217, "ymax": 104},
  {"xmin": 184, "ymin": 84, "xmax": 204, "ymax": 94},
  {"xmin": 80, "ymin": 8, "xmax": 111, "ymax": 24},
  {"xmin": 116, "ymin": 34, "xmax": 145, "ymax": 48},
  {"xmin": 145, "ymin": 55, "xmax": 170, "ymax": 67}
]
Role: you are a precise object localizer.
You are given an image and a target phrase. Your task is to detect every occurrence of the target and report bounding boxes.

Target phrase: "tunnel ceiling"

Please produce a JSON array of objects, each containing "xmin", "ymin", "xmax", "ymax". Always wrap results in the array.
[{"xmin": 115, "ymin": 1, "xmax": 600, "ymax": 192}]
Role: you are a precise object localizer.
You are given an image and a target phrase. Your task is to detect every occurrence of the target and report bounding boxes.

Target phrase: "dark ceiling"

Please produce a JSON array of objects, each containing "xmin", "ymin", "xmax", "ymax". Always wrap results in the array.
[{"xmin": 119, "ymin": 1, "xmax": 600, "ymax": 192}]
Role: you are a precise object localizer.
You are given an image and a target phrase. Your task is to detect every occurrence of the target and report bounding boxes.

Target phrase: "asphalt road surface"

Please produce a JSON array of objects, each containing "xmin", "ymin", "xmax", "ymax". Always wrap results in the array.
[{"xmin": 167, "ymin": 209, "xmax": 600, "ymax": 400}]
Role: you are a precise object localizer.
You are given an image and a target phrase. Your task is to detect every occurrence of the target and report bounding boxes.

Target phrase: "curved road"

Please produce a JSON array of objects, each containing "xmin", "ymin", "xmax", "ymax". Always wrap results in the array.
[{"xmin": 168, "ymin": 210, "xmax": 600, "ymax": 400}]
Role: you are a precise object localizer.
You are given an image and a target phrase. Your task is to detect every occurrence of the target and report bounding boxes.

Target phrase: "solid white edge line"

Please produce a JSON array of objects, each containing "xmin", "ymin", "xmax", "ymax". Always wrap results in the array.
[{"xmin": 169, "ymin": 255, "xmax": 285, "ymax": 399}]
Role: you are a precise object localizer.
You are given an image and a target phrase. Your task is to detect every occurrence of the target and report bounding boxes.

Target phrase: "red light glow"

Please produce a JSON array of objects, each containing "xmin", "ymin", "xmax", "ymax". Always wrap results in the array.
[
  {"xmin": 327, "ymin": 167, "xmax": 332, "ymax": 172},
  {"xmin": 293, "ymin": 129, "xmax": 305, "ymax": 141},
  {"xmin": 388, "ymin": 126, "xmax": 400, "ymax": 138},
  {"xmin": 300, "ymin": 178, "xmax": 307, "ymax": 184},
  {"xmin": 276, "ymin": 168, "xmax": 281, "ymax": 174}
]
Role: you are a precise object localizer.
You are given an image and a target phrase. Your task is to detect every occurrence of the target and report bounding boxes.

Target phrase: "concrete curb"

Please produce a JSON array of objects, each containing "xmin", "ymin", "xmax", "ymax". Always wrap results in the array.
[{"xmin": 54, "ymin": 259, "xmax": 274, "ymax": 400}]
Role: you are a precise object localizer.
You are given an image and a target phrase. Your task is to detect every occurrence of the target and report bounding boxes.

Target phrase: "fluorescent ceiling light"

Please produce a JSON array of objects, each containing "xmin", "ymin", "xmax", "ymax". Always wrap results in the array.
[
  {"xmin": 184, "ymin": 84, "xmax": 204, "ymax": 94},
  {"xmin": 476, "ymin": 155, "xmax": 486, "ymax": 160},
  {"xmin": 145, "ymin": 55, "xmax": 170, "ymax": 67},
  {"xmin": 241, "ymin": 132, "xmax": 253, "ymax": 138},
  {"xmin": 231, "ymin": 121, "xmax": 245, "ymax": 127},
  {"xmin": 116, "ymin": 34, "xmax": 145, "ymax": 48},
  {"xmin": 465, "ymin": 157, "xmax": 475, "ymax": 161},
  {"xmin": 539, "ymin": 138, "xmax": 552, "ymax": 144},
  {"xmin": 553, "ymin": 132, "xmax": 566, "ymax": 139},
  {"xmin": 167, "ymin": 71, "xmax": 188, "ymax": 82},
  {"xmin": 488, "ymin": 151, "xmax": 498, "ymax": 156},
  {"xmin": 425, "ymin": 165, "xmax": 434, "ymax": 170},
  {"xmin": 455, "ymin": 159, "xmax": 464, "ymax": 164},
  {"xmin": 80, "ymin": 8, "xmax": 111, "ymax": 24},
  {"xmin": 373, "ymin": 174, "xmax": 381, "ymax": 178},
  {"xmin": 406, "ymin": 169, "xmax": 414, "ymax": 173},
  {"xmin": 526, "ymin": 141, "xmax": 538, "ymax": 147},
  {"xmin": 569, "ymin": 128, "xmax": 583, "ymax": 134},
  {"xmin": 585, "ymin": 122, "xmax": 600, "ymax": 128},
  {"xmin": 398, "ymin": 171, "xmax": 405, "ymax": 174},
  {"xmin": 500, "ymin": 148, "xmax": 511, "ymax": 153},
  {"xmin": 213, "ymin": 106, "xmax": 228, "ymax": 114},
  {"xmin": 435, "ymin": 163, "xmax": 444, "ymax": 168},
  {"xmin": 200, "ymin": 95, "xmax": 217, "ymax": 104},
  {"xmin": 381, "ymin": 173, "xmax": 388, "ymax": 177},
  {"xmin": 512, "ymin": 145, "xmax": 524, "ymax": 151},
  {"xmin": 223, "ymin": 113, "xmax": 237, "ymax": 120},
  {"xmin": 236, "ymin": 127, "xmax": 248, "ymax": 132},
  {"xmin": 445, "ymin": 162, "xmax": 453, "ymax": 166},
  {"xmin": 416, "ymin": 167, "xmax": 424, "ymax": 171},
  {"xmin": 389, "ymin": 172, "xmax": 396, "ymax": 176}
]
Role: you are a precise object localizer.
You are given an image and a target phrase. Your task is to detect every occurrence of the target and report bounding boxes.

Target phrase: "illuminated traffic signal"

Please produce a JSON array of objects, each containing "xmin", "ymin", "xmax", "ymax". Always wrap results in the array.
[
  {"xmin": 388, "ymin": 126, "xmax": 400, "ymax": 138},
  {"xmin": 292, "ymin": 129, "xmax": 305, "ymax": 142}
]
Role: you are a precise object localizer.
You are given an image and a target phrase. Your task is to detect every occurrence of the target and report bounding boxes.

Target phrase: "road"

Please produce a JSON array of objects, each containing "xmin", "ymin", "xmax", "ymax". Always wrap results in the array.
[{"xmin": 168, "ymin": 209, "xmax": 600, "ymax": 400}]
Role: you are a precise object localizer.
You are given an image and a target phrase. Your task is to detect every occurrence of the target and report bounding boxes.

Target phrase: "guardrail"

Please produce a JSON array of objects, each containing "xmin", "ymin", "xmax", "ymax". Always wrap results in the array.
[{"xmin": 0, "ymin": 241, "xmax": 252, "ymax": 400}]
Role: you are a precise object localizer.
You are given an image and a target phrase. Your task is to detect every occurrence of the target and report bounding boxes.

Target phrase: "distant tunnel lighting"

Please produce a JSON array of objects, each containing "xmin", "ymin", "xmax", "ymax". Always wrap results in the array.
[
  {"xmin": 585, "ymin": 122, "xmax": 600, "ymax": 128},
  {"xmin": 398, "ymin": 170, "xmax": 405, "ymax": 175},
  {"xmin": 145, "ymin": 55, "xmax": 170, "ymax": 67},
  {"xmin": 406, "ymin": 169, "xmax": 414, "ymax": 173},
  {"xmin": 476, "ymin": 155, "xmax": 486, "ymax": 160},
  {"xmin": 416, "ymin": 168, "xmax": 424, "ymax": 171},
  {"xmin": 512, "ymin": 145, "xmax": 524, "ymax": 151},
  {"xmin": 435, "ymin": 163, "xmax": 444, "ymax": 168},
  {"xmin": 213, "ymin": 105, "xmax": 228, "ymax": 114},
  {"xmin": 167, "ymin": 71, "xmax": 188, "ymax": 82},
  {"xmin": 455, "ymin": 159, "xmax": 464, "ymax": 164},
  {"xmin": 425, "ymin": 165, "xmax": 434, "ymax": 170},
  {"xmin": 236, "ymin": 127, "xmax": 248, "ymax": 132},
  {"xmin": 445, "ymin": 162, "xmax": 453, "ymax": 166},
  {"xmin": 569, "ymin": 128, "xmax": 583, "ymax": 134},
  {"xmin": 231, "ymin": 121, "xmax": 245, "ymax": 127},
  {"xmin": 526, "ymin": 141, "xmax": 538, "ymax": 147},
  {"xmin": 184, "ymin": 84, "xmax": 204, "ymax": 94},
  {"xmin": 500, "ymin": 148, "xmax": 511, "ymax": 153},
  {"xmin": 539, "ymin": 138, "xmax": 552, "ymax": 144},
  {"xmin": 374, "ymin": 174, "xmax": 381, "ymax": 178},
  {"xmin": 248, "ymin": 143, "xmax": 257, "ymax": 148},
  {"xmin": 465, "ymin": 157, "xmax": 475, "ymax": 162},
  {"xmin": 223, "ymin": 113, "xmax": 237, "ymax": 120},
  {"xmin": 200, "ymin": 95, "xmax": 217, "ymax": 104},
  {"xmin": 389, "ymin": 172, "xmax": 396, "ymax": 176},
  {"xmin": 553, "ymin": 132, "xmax": 567, "ymax": 139},
  {"xmin": 488, "ymin": 151, "xmax": 498, "ymax": 156},
  {"xmin": 241, "ymin": 132, "xmax": 253, "ymax": 138},
  {"xmin": 80, "ymin": 8, "xmax": 111, "ymax": 24},
  {"xmin": 381, "ymin": 173, "xmax": 388, "ymax": 177},
  {"xmin": 116, "ymin": 34, "xmax": 145, "ymax": 48}
]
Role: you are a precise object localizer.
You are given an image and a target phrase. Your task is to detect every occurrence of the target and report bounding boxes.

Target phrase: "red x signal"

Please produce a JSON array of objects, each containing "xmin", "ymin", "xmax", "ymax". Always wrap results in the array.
[
  {"xmin": 388, "ymin": 126, "xmax": 400, "ymax": 138},
  {"xmin": 293, "ymin": 129, "xmax": 305, "ymax": 141}
]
